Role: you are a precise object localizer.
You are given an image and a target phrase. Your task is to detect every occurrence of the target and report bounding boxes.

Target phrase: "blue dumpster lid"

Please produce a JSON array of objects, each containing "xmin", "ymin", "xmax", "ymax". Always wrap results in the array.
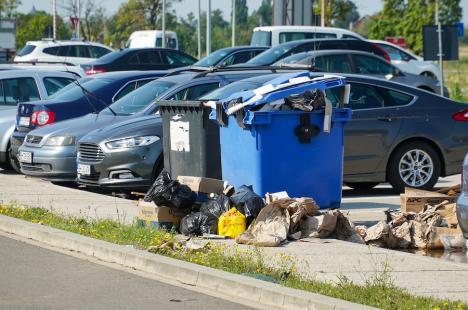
[{"xmin": 220, "ymin": 72, "xmax": 346, "ymax": 115}]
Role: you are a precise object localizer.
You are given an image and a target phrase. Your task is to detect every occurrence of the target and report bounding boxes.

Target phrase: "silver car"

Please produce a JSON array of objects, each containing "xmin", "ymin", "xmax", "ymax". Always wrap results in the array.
[
  {"xmin": 0, "ymin": 70, "xmax": 77, "ymax": 171},
  {"xmin": 456, "ymin": 154, "xmax": 468, "ymax": 239}
]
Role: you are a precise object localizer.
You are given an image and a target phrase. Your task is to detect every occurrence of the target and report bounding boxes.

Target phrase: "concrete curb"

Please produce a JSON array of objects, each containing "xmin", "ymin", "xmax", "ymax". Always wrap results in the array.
[{"xmin": 0, "ymin": 214, "xmax": 377, "ymax": 310}]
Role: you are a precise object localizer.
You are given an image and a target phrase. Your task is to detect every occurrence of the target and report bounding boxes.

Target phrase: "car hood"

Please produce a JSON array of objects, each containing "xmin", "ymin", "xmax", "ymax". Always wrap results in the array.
[
  {"xmin": 80, "ymin": 115, "xmax": 163, "ymax": 143},
  {"xmin": 27, "ymin": 113, "xmax": 127, "ymax": 141}
]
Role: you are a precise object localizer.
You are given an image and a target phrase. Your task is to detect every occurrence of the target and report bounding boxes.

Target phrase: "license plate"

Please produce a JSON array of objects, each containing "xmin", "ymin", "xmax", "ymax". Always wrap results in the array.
[
  {"xmin": 18, "ymin": 151, "xmax": 32, "ymax": 164},
  {"xmin": 19, "ymin": 117, "xmax": 30, "ymax": 127},
  {"xmin": 77, "ymin": 164, "xmax": 91, "ymax": 176}
]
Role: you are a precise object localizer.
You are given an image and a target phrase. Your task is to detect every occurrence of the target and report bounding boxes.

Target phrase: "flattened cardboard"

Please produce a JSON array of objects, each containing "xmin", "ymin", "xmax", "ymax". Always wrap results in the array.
[
  {"xmin": 400, "ymin": 188, "xmax": 455, "ymax": 213},
  {"xmin": 177, "ymin": 176, "xmax": 224, "ymax": 194},
  {"xmin": 427, "ymin": 226, "xmax": 465, "ymax": 250}
]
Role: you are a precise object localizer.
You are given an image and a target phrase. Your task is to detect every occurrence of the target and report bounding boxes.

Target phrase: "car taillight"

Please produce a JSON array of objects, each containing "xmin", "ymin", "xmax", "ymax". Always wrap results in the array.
[
  {"xmin": 452, "ymin": 109, "xmax": 468, "ymax": 122},
  {"xmin": 371, "ymin": 43, "xmax": 391, "ymax": 62},
  {"xmin": 31, "ymin": 111, "xmax": 55, "ymax": 126},
  {"xmin": 85, "ymin": 66, "xmax": 106, "ymax": 76}
]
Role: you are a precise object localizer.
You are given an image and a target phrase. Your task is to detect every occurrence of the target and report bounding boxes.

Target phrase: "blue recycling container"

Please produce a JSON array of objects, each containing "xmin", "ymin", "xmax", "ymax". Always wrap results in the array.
[{"xmin": 211, "ymin": 74, "xmax": 352, "ymax": 209}]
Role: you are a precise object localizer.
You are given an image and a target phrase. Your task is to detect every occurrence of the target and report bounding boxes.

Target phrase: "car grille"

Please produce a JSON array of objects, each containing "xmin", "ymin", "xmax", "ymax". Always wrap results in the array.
[
  {"xmin": 25, "ymin": 135, "xmax": 42, "ymax": 144},
  {"xmin": 78, "ymin": 143, "xmax": 105, "ymax": 162},
  {"xmin": 77, "ymin": 174, "xmax": 100, "ymax": 184}
]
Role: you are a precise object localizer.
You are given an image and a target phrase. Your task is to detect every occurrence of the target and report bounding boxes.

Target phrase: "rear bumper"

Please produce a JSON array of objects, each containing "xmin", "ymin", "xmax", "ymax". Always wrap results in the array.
[
  {"xmin": 18, "ymin": 145, "xmax": 77, "ymax": 182},
  {"xmin": 456, "ymin": 194, "xmax": 468, "ymax": 239}
]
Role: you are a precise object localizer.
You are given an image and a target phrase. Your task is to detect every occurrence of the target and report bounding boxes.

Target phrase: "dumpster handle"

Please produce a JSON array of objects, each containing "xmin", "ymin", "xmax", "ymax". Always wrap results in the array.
[{"xmin": 294, "ymin": 114, "xmax": 319, "ymax": 144}]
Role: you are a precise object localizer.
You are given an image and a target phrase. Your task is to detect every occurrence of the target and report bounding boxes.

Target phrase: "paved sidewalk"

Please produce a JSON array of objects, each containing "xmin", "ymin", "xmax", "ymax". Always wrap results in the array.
[{"xmin": 1, "ymin": 171, "xmax": 467, "ymax": 302}]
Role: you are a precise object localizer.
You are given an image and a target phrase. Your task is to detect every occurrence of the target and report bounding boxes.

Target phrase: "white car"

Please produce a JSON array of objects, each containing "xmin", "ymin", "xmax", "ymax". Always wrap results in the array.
[
  {"xmin": 369, "ymin": 40, "xmax": 441, "ymax": 81},
  {"xmin": 14, "ymin": 40, "xmax": 113, "ymax": 65},
  {"xmin": 250, "ymin": 26, "xmax": 365, "ymax": 47},
  {"xmin": 126, "ymin": 30, "xmax": 179, "ymax": 49}
]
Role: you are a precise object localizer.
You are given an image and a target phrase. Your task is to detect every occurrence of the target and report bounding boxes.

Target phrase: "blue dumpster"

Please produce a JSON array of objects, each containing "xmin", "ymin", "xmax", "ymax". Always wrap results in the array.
[{"xmin": 211, "ymin": 74, "xmax": 352, "ymax": 209}]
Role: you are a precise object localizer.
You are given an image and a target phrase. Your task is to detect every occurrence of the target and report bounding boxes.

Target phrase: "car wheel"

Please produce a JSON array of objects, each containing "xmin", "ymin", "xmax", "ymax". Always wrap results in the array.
[
  {"xmin": 151, "ymin": 155, "xmax": 164, "ymax": 183},
  {"xmin": 387, "ymin": 142, "xmax": 441, "ymax": 193},
  {"xmin": 8, "ymin": 147, "xmax": 22, "ymax": 174},
  {"xmin": 346, "ymin": 182, "xmax": 379, "ymax": 191}
]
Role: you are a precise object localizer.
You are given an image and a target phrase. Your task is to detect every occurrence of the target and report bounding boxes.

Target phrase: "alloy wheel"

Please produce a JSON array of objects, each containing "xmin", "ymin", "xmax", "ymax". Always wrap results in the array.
[{"xmin": 398, "ymin": 149, "xmax": 434, "ymax": 187}]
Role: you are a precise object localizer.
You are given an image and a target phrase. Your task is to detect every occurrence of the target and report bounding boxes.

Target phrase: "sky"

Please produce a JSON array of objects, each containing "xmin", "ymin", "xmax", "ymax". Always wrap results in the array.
[{"xmin": 18, "ymin": 0, "xmax": 468, "ymax": 24}]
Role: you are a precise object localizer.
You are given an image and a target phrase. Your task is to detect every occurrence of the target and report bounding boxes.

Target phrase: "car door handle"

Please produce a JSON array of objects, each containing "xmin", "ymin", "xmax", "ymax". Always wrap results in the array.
[{"xmin": 377, "ymin": 116, "xmax": 394, "ymax": 122}]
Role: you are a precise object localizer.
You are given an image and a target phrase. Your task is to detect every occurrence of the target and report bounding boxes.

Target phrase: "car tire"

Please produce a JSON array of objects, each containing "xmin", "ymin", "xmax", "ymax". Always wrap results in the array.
[
  {"xmin": 346, "ymin": 182, "xmax": 379, "ymax": 191},
  {"xmin": 151, "ymin": 155, "xmax": 164, "ymax": 183},
  {"xmin": 8, "ymin": 147, "xmax": 21, "ymax": 174},
  {"xmin": 387, "ymin": 141, "xmax": 441, "ymax": 193}
]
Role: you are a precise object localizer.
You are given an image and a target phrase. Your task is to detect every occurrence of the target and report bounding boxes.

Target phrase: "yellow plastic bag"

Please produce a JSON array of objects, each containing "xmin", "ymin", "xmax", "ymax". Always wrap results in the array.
[{"xmin": 218, "ymin": 208, "xmax": 246, "ymax": 238}]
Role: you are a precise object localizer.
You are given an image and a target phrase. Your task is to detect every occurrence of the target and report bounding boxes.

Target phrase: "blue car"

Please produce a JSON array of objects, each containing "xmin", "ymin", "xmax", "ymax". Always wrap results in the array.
[{"xmin": 10, "ymin": 71, "xmax": 166, "ymax": 160}]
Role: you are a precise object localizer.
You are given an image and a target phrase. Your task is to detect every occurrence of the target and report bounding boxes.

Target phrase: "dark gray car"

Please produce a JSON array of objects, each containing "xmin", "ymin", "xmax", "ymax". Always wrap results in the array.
[
  {"xmin": 456, "ymin": 154, "xmax": 468, "ymax": 238},
  {"xmin": 273, "ymin": 50, "xmax": 449, "ymax": 96}
]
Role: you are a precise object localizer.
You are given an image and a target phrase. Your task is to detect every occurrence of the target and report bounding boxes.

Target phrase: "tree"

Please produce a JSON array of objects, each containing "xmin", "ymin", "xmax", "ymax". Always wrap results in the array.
[
  {"xmin": 331, "ymin": 0, "xmax": 360, "ymax": 29},
  {"xmin": 0, "ymin": 0, "xmax": 20, "ymax": 18},
  {"xmin": 254, "ymin": 0, "xmax": 272, "ymax": 26},
  {"xmin": 66, "ymin": 0, "xmax": 107, "ymax": 42},
  {"xmin": 16, "ymin": 11, "xmax": 70, "ymax": 48},
  {"xmin": 368, "ymin": 0, "xmax": 406, "ymax": 40},
  {"xmin": 235, "ymin": 0, "xmax": 248, "ymax": 26}
]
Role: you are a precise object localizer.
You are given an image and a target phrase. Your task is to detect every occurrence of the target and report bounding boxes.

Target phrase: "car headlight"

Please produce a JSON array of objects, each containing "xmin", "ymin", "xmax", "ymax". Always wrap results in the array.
[
  {"xmin": 105, "ymin": 136, "xmax": 160, "ymax": 149},
  {"xmin": 45, "ymin": 135, "xmax": 75, "ymax": 146}
]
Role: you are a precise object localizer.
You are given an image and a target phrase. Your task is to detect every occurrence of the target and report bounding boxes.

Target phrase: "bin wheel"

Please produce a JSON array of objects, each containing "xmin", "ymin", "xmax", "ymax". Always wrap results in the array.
[
  {"xmin": 387, "ymin": 141, "xmax": 440, "ymax": 193},
  {"xmin": 346, "ymin": 182, "xmax": 379, "ymax": 191}
]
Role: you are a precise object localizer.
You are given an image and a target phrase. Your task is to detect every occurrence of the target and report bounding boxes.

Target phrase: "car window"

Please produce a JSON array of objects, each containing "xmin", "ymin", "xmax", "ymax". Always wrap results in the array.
[
  {"xmin": 278, "ymin": 32, "xmax": 336, "ymax": 44},
  {"xmin": 169, "ymin": 83, "xmax": 219, "ymax": 100},
  {"xmin": 200, "ymin": 81, "xmax": 264, "ymax": 100},
  {"xmin": 107, "ymin": 80, "xmax": 175, "ymax": 116},
  {"xmin": 314, "ymin": 33, "xmax": 337, "ymax": 39},
  {"xmin": 193, "ymin": 49, "xmax": 230, "ymax": 66},
  {"xmin": 136, "ymin": 79, "xmax": 153, "ymax": 88},
  {"xmin": 347, "ymin": 83, "xmax": 385, "ymax": 110},
  {"xmin": 68, "ymin": 45, "xmax": 90, "ymax": 58},
  {"xmin": 247, "ymin": 43, "xmax": 295, "ymax": 65},
  {"xmin": 0, "ymin": 82, "xmax": 4, "ymax": 105},
  {"xmin": 384, "ymin": 90, "xmax": 414, "ymax": 107},
  {"xmin": 137, "ymin": 51, "xmax": 162, "ymax": 64},
  {"xmin": 162, "ymin": 51, "xmax": 195, "ymax": 65},
  {"xmin": 377, "ymin": 43, "xmax": 413, "ymax": 62},
  {"xmin": 342, "ymin": 34, "xmax": 360, "ymax": 39},
  {"xmin": 56, "ymin": 45, "xmax": 70, "ymax": 57},
  {"xmin": 17, "ymin": 44, "xmax": 36, "ymax": 56},
  {"xmin": 114, "ymin": 82, "xmax": 137, "ymax": 101},
  {"xmin": 88, "ymin": 46, "xmax": 111, "ymax": 58},
  {"xmin": 43, "ymin": 77, "xmax": 75, "ymax": 96},
  {"xmin": 2, "ymin": 78, "xmax": 41, "ymax": 105},
  {"xmin": 49, "ymin": 78, "xmax": 111, "ymax": 101},
  {"xmin": 222, "ymin": 51, "xmax": 252, "ymax": 66},
  {"xmin": 353, "ymin": 54, "xmax": 394, "ymax": 75},
  {"xmin": 314, "ymin": 54, "xmax": 353, "ymax": 73},
  {"xmin": 252, "ymin": 49, "xmax": 265, "ymax": 57},
  {"xmin": 43, "ymin": 46, "xmax": 59, "ymax": 55}
]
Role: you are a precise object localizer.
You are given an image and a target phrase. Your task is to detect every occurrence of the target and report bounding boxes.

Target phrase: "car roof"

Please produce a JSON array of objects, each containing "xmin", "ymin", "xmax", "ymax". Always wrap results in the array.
[
  {"xmin": 88, "ymin": 70, "xmax": 167, "ymax": 80},
  {"xmin": 275, "ymin": 38, "xmax": 367, "ymax": 48},
  {"xmin": 25, "ymin": 40, "xmax": 110, "ymax": 48},
  {"xmin": 217, "ymin": 46, "xmax": 269, "ymax": 52},
  {"xmin": 0, "ymin": 69, "xmax": 76, "ymax": 79},
  {"xmin": 285, "ymin": 49, "xmax": 383, "ymax": 58}
]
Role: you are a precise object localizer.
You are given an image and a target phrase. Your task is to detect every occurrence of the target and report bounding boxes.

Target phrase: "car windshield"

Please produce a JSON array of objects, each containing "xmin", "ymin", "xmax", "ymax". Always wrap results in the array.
[
  {"xmin": 274, "ymin": 52, "xmax": 311, "ymax": 65},
  {"xmin": 246, "ymin": 44, "xmax": 294, "ymax": 65},
  {"xmin": 93, "ymin": 49, "xmax": 125, "ymax": 62},
  {"xmin": 200, "ymin": 75, "xmax": 279, "ymax": 100},
  {"xmin": 104, "ymin": 80, "xmax": 175, "ymax": 115},
  {"xmin": 48, "ymin": 78, "xmax": 111, "ymax": 101},
  {"xmin": 193, "ymin": 49, "xmax": 231, "ymax": 67}
]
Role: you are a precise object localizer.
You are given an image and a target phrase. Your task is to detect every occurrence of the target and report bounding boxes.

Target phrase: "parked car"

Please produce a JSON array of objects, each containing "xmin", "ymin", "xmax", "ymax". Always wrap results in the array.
[
  {"xmin": 175, "ymin": 72, "xmax": 468, "ymax": 192},
  {"xmin": 192, "ymin": 46, "xmax": 268, "ymax": 67},
  {"xmin": 16, "ymin": 69, "xmax": 283, "ymax": 183},
  {"xmin": 80, "ymin": 48, "xmax": 197, "ymax": 75},
  {"xmin": 0, "ymin": 70, "xmax": 77, "ymax": 171},
  {"xmin": 240, "ymin": 39, "xmax": 391, "ymax": 67},
  {"xmin": 250, "ymin": 26, "xmax": 364, "ymax": 47},
  {"xmin": 11, "ymin": 71, "xmax": 165, "ymax": 169},
  {"xmin": 126, "ymin": 30, "xmax": 179, "ymax": 49},
  {"xmin": 369, "ymin": 40, "xmax": 441, "ymax": 81},
  {"xmin": 274, "ymin": 50, "xmax": 448, "ymax": 96},
  {"xmin": 456, "ymin": 154, "xmax": 468, "ymax": 238},
  {"xmin": 0, "ymin": 62, "xmax": 85, "ymax": 78},
  {"xmin": 14, "ymin": 40, "xmax": 113, "ymax": 65}
]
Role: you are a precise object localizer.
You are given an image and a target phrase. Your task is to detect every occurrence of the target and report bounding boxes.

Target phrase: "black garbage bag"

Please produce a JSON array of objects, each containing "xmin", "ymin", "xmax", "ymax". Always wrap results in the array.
[
  {"xmin": 199, "ymin": 194, "xmax": 231, "ymax": 219},
  {"xmin": 180, "ymin": 212, "xmax": 217, "ymax": 236},
  {"xmin": 284, "ymin": 89, "xmax": 326, "ymax": 111},
  {"xmin": 144, "ymin": 170, "xmax": 194, "ymax": 210},
  {"xmin": 230, "ymin": 185, "xmax": 265, "ymax": 225}
]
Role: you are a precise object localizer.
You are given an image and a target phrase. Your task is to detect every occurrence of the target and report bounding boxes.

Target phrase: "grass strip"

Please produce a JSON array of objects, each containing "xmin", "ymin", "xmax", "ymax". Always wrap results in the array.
[{"xmin": 0, "ymin": 205, "xmax": 466, "ymax": 310}]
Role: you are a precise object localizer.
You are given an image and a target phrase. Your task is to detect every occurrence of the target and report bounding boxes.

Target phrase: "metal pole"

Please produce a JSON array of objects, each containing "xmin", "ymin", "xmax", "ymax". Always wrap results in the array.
[
  {"xmin": 321, "ymin": 0, "xmax": 325, "ymax": 27},
  {"xmin": 231, "ymin": 0, "xmax": 235, "ymax": 47},
  {"xmin": 197, "ymin": 0, "xmax": 201, "ymax": 58},
  {"xmin": 52, "ymin": 0, "xmax": 56, "ymax": 39},
  {"xmin": 435, "ymin": 0, "xmax": 444, "ymax": 96},
  {"xmin": 162, "ymin": 0, "xmax": 166, "ymax": 48},
  {"xmin": 206, "ymin": 0, "xmax": 211, "ymax": 55},
  {"xmin": 77, "ymin": 0, "xmax": 80, "ymax": 39}
]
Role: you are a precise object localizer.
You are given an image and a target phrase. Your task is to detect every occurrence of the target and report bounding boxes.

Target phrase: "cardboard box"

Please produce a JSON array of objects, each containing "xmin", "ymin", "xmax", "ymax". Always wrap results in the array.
[
  {"xmin": 427, "ymin": 226, "xmax": 465, "ymax": 250},
  {"xmin": 177, "ymin": 176, "xmax": 224, "ymax": 202},
  {"xmin": 400, "ymin": 188, "xmax": 455, "ymax": 213},
  {"xmin": 137, "ymin": 200, "xmax": 189, "ymax": 231}
]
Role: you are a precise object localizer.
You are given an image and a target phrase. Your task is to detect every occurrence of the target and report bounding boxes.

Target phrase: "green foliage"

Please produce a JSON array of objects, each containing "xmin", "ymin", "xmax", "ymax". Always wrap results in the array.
[
  {"xmin": 1, "ymin": 204, "xmax": 467, "ymax": 310},
  {"xmin": 16, "ymin": 11, "xmax": 71, "ymax": 49},
  {"xmin": 0, "ymin": 0, "xmax": 20, "ymax": 18},
  {"xmin": 331, "ymin": 0, "xmax": 360, "ymax": 29},
  {"xmin": 369, "ymin": 0, "xmax": 463, "ymax": 55}
]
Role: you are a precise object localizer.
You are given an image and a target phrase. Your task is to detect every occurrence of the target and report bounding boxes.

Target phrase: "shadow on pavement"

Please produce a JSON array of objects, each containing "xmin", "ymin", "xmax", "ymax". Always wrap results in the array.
[{"xmin": 341, "ymin": 202, "xmax": 397, "ymax": 210}]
